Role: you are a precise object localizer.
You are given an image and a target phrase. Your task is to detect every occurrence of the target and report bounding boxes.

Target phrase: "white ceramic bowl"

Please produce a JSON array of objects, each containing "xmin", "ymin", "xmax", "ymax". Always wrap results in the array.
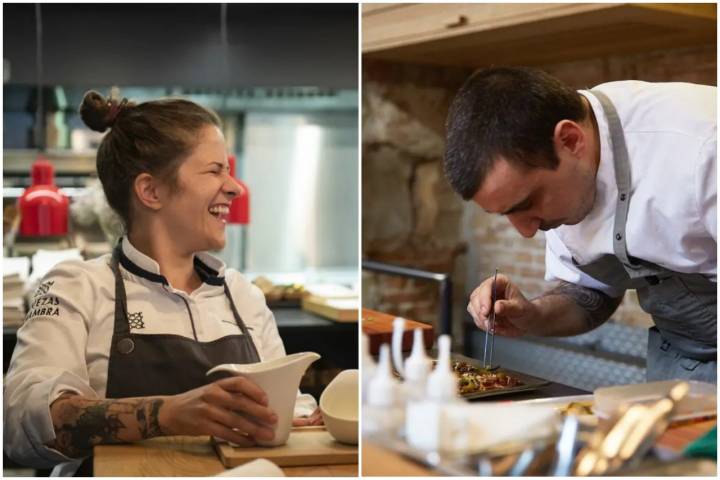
[{"xmin": 320, "ymin": 369, "xmax": 359, "ymax": 445}]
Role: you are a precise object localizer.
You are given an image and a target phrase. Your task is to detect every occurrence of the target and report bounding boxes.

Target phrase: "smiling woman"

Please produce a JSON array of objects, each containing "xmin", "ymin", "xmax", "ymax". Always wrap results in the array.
[
  {"xmin": 81, "ymin": 92, "xmax": 243, "ymax": 267},
  {"xmin": 3, "ymin": 90, "xmax": 320, "ymax": 476}
]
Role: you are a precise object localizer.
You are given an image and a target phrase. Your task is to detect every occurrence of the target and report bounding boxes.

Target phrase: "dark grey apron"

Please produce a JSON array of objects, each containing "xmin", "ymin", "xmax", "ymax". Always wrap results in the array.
[
  {"xmin": 77, "ymin": 243, "xmax": 261, "ymax": 475},
  {"xmin": 570, "ymin": 90, "xmax": 716, "ymax": 383}
]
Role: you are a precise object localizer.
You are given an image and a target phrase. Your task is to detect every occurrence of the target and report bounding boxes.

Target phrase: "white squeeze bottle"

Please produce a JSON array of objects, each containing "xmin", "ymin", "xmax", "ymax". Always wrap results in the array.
[
  {"xmin": 426, "ymin": 334, "xmax": 457, "ymax": 401},
  {"xmin": 405, "ymin": 334, "xmax": 463, "ymax": 451},
  {"xmin": 363, "ymin": 344, "xmax": 404, "ymax": 437},
  {"xmin": 403, "ymin": 328, "xmax": 433, "ymax": 401}
]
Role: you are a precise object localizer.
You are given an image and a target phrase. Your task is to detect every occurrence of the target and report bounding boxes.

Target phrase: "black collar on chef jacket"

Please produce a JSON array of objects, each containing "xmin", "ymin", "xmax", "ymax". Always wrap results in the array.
[{"xmin": 117, "ymin": 244, "xmax": 225, "ymax": 287}]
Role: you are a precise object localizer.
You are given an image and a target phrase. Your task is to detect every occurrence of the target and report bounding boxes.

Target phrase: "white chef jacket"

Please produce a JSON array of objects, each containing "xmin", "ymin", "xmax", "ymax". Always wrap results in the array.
[
  {"xmin": 545, "ymin": 81, "xmax": 717, "ymax": 297},
  {"xmin": 4, "ymin": 237, "xmax": 317, "ymax": 471}
]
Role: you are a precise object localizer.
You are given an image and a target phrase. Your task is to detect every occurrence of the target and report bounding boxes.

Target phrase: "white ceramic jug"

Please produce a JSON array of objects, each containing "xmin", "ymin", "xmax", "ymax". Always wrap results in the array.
[{"xmin": 207, "ymin": 351, "xmax": 321, "ymax": 446}]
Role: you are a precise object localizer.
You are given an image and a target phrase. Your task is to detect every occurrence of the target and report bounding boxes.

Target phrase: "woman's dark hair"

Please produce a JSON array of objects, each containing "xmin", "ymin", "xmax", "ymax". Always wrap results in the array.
[
  {"xmin": 79, "ymin": 90, "xmax": 221, "ymax": 231},
  {"xmin": 444, "ymin": 67, "xmax": 586, "ymax": 200}
]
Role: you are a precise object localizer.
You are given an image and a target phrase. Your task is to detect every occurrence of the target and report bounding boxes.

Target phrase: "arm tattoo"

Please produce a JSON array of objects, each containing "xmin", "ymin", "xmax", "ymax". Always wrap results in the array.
[
  {"xmin": 544, "ymin": 281, "xmax": 622, "ymax": 330},
  {"xmin": 136, "ymin": 399, "xmax": 164, "ymax": 438},
  {"xmin": 50, "ymin": 395, "xmax": 165, "ymax": 458}
]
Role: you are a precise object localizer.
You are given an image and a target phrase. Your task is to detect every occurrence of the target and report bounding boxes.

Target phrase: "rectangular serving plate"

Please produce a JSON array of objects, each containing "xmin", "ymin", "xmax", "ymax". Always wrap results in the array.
[
  {"xmin": 405, "ymin": 352, "xmax": 550, "ymax": 400},
  {"xmin": 442, "ymin": 353, "xmax": 549, "ymax": 400}
]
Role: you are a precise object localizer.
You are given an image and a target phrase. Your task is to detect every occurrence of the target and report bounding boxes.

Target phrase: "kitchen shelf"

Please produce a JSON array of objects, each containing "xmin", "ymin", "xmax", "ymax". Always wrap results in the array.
[
  {"xmin": 362, "ymin": 3, "xmax": 716, "ymax": 67},
  {"xmin": 3, "ymin": 149, "xmax": 97, "ymax": 176}
]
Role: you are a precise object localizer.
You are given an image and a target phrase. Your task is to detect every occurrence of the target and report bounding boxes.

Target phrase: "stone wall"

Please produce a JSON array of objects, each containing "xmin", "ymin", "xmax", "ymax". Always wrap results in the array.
[
  {"xmin": 362, "ymin": 62, "xmax": 471, "ymax": 330},
  {"xmin": 362, "ymin": 44, "xmax": 716, "ymax": 338}
]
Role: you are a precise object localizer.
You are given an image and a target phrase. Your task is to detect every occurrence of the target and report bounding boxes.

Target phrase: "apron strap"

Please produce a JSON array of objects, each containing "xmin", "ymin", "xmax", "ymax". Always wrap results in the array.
[
  {"xmin": 110, "ymin": 243, "xmax": 131, "ymax": 336},
  {"xmin": 588, "ymin": 89, "xmax": 635, "ymax": 269},
  {"xmin": 223, "ymin": 281, "xmax": 261, "ymax": 361}
]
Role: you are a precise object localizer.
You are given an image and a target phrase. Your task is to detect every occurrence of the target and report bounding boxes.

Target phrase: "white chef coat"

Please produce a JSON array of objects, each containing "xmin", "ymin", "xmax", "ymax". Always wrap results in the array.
[
  {"xmin": 545, "ymin": 81, "xmax": 717, "ymax": 297},
  {"xmin": 4, "ymin": 237, "xmax": 317, "ymax": 471}
]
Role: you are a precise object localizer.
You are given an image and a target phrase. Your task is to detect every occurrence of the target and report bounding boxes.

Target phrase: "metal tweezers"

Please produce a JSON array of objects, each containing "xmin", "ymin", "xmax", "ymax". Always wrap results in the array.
[{"xmin": 482, "ymin": 268, "xmax": 498, "ymax": 369}]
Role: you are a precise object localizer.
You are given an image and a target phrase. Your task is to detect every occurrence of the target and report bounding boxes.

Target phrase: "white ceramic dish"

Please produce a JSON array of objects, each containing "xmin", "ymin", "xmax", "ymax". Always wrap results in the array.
[
  {"xmin": 207, "ymin": 352, "xmax": 321, "ymax": 446},
  {"xmin": 320, "ymin": 369, "xmax": 359, "ymax": 445}
]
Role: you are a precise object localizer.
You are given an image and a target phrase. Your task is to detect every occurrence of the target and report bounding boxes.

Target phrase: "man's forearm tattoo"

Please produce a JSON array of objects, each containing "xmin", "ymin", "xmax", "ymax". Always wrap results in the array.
[
  {"xmin": 50, "ymin": 395, "xmax": 165, "ymax": 458},
  {"xmin": 545, "ymin": 281, "xmax": 622, "ymax": 329},
  {"xmin": 136, "ymin": 399, "xmax": 164, "ymax": 439}
]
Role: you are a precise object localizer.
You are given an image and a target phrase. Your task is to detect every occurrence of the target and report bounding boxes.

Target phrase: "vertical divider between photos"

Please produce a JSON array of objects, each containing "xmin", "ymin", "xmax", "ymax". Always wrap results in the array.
[{"xmin": 356, "ymin": 1, "xmax": 364, "ymax": 469}]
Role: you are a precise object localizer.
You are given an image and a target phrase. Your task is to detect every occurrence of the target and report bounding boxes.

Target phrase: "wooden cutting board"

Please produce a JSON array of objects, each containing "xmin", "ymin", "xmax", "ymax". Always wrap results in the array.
[
  {"xmin": 214, "ymin": 427, "xmax": 358, "ymax": 467},
  {"xmin": 302, "ymin": 295, "xmax": 359, "ymax": 322},
  {"xmin": 362, "ymin": 308, "xmax": 434, "ymax": 355}
]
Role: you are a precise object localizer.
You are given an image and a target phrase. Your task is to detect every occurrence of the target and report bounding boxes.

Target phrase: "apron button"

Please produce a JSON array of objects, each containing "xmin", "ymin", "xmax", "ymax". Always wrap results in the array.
[
  {"xmin": 615, "ymin": 233, "xmax": 622, "ymax": 241},
  {"xmin": 620, "ymin": 193, "xmax": 627, "ymax": 201},
  {"xmin": 117, "ymin": 338, "xmax": 135, "ymax": 354}
]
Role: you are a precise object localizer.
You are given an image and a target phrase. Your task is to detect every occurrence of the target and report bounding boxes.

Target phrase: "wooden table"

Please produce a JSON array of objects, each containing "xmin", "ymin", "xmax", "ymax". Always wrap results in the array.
[{"xmin": 94, "ymin": 436, "xmax": 357, "ymax": 477}]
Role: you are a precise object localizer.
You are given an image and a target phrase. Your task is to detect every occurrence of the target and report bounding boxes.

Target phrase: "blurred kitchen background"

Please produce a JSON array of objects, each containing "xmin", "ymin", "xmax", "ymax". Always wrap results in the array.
[
  {"xmin": 4, "ymin": 4, "xmax": 358, "ymax": 473},
  {"xmin": 361, "ymin": 3, "xmax": 716, "ymax": 391}
]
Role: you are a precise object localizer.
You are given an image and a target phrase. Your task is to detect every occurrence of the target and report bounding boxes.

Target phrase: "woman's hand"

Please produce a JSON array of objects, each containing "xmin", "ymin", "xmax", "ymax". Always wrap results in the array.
[
  {"xmin": 292, "ymin": 407, "xmax": 324, "ymax": 427},
  {"xmin": 160, "ymin": 376, "xmax": 278, "ymax": 446}
]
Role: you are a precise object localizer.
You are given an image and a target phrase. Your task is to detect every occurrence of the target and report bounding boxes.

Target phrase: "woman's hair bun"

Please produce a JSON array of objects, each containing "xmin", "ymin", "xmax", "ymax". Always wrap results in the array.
[{"xmin": 79, "ymin": 90, "xmax": 130, "ymax": 133}]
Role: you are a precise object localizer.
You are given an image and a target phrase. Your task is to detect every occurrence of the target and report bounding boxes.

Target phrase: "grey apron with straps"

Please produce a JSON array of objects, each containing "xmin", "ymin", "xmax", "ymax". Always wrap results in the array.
[
  {"xmin": 75, "ymin": 243, "xmax": 261, "ymax": 475},
  {"xmin": 570, "ymin": 90, "xmax": 716, "ymax": 383},
  {"xmin": 105, "ymin": 243, "xmax": 261, "ymax": 396}
]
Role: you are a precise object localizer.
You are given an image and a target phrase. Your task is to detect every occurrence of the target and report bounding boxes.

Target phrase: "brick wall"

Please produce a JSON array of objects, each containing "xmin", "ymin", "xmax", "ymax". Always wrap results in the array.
[{"xmin": 362, "ymin": 43, "xmax": 716, "ymax": 336}]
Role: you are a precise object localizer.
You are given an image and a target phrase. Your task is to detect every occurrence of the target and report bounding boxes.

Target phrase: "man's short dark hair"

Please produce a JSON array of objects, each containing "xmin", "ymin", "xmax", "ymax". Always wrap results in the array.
[{"xmin": 444, "ymin": 67, "xmax": 586, "ymax": 200}]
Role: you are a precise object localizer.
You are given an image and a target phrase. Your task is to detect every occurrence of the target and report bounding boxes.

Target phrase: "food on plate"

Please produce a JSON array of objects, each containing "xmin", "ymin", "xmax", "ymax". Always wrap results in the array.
[{"xmin": 450, "ymin": 360, "xmax": 523, "ymax": 394}]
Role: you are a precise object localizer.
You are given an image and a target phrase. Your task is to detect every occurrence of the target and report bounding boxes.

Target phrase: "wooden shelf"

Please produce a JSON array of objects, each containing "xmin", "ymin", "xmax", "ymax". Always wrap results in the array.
[{"xmin": 362, "ymin": 3, "xmax": 716, "ymax": 67}]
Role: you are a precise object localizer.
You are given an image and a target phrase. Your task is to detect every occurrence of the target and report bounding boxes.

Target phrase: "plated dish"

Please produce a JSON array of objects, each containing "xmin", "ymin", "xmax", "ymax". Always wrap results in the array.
[
  {"xmin": 451, "ymin": 360, "xmax": 523, "ymax": 394},
  {"xmin": 434, "ymin": 356, "xmax": 550, "ymax": 400}
]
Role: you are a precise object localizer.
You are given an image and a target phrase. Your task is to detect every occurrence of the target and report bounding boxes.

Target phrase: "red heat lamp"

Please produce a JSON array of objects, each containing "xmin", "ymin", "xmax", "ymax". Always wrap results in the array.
[
  {"xmin": 18, "ymin": 157, "xmax": 70, "ymax": 236},
  {"xmin": 227, "ymin": 155, "xmax": 249, "ymax": 225}
]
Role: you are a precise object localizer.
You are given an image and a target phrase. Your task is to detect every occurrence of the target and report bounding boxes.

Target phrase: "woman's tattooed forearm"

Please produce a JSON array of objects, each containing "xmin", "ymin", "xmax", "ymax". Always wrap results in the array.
[
  {"xmin": 51, "ymin": 397, "xmax": 131, "ymax": 457},
  {"xmin": 136, "ymin": 399, "xmax": 164, "ymax": 438},
  {"xmin": 544, "ymin": 281, "xmax": 622, "ymax": 329},
  {"xmin": 50, "ymin": 395, "xmax": 165, "ymax": 458}
]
